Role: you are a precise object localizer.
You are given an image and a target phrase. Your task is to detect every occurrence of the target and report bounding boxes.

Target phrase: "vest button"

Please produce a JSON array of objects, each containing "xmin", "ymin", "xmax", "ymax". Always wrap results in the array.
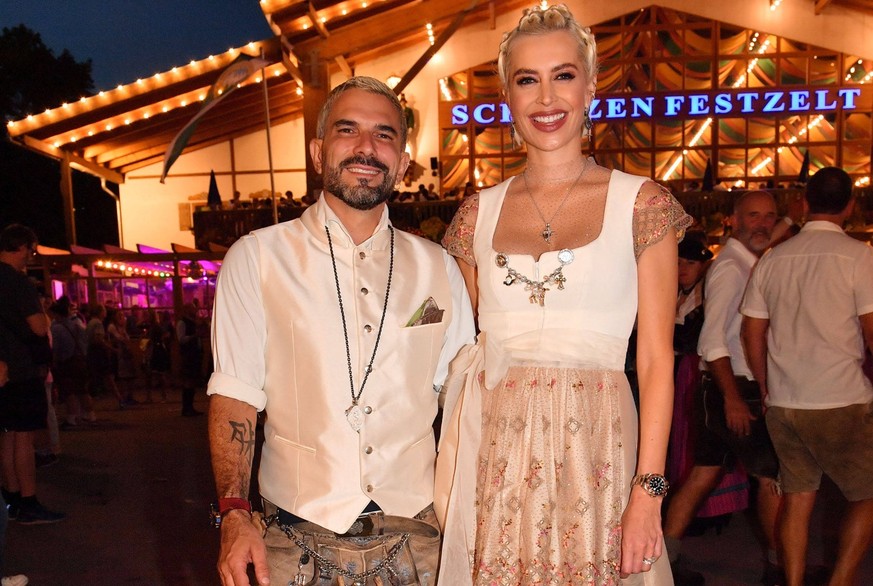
[
  {"xmin": 363, "ymin": 406, "xmax": 372, "ymax": 414},
  {"xmin": 361, "ymin": 287, "xmax": 369, "ymax": 295},
  {"xmin": 366, "ymin": 484, "xmax": 374, "ymax": 492},
  {"xmin": 364, "ymin": 324, "xmax": 372, "ymax": 333},
  {"xmin": 365, "ymin": 446, "xmax": 373, "ymax": 454}
]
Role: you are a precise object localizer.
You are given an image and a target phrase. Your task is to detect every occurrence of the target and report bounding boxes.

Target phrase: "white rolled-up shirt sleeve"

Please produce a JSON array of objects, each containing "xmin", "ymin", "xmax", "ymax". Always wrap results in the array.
[
  {"xmin": 206, "ymin": 235, "xmax": 269, "ymax": 411},
  {"xmin": 740, "ymin": 265, "xmax": 769, "ymax": 320},
  {"xmin": 432, "ymin": 250, "xmax": 476, "ymax": 389},
  {"xmin": 697, "ymin": 259, "xmax": 744, "ymax": 363}
]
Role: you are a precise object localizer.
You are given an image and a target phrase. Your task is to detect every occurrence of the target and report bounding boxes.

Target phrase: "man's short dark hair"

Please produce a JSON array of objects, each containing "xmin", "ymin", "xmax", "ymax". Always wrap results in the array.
[
  {"xmin": 0, "ymin": 224, "xmax": 38, "ymax": 252},
  {"xmin": 806, "ymin": 167, "xmax": 853, "ymax": 215},
  {"xmin": 315, "ymin": 76, "xmax": 407, "ymax": 146}
]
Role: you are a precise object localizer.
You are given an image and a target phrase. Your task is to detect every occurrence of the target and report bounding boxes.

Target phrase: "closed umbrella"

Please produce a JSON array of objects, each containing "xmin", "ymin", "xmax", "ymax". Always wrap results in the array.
[
  {"xmin": 798, "ymin": 149, "xmax": 810, "ymax": 184},
  {"xmin": 207, "ymin": 170, "xmax": 222, "ymax": 208},
  {"xmin": 702, "ymin": 158, "xmax": 715, "ymax": 191}
]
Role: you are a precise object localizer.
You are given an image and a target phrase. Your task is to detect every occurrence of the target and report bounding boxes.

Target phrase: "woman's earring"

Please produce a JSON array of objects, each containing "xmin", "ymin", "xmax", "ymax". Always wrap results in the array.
[{"xmin": 584, "ymin": 107, "xmax": 593, "ymax": 134}]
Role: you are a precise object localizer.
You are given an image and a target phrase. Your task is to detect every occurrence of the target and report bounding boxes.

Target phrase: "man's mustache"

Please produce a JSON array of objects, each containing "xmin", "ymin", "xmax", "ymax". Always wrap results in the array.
[{"xmin": 340, "ymin": 155, "xmax": 389, "ymax": 174}]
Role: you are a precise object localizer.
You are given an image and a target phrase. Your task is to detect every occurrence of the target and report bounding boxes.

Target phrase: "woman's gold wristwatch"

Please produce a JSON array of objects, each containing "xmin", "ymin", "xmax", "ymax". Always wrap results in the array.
[{"xmin": 632, "ymin": 473, "xmax": 669, "ymax": 497}]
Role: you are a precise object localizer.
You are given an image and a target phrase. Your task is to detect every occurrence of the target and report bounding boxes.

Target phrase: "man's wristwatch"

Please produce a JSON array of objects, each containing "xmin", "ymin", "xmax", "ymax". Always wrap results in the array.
[
  {"xmin": 631, "ymin": 473, "xmax": 670, "ymax": 497},
  {"xmin": 209, "ymin": 497, "xmax": 252, "ymax": 529}
]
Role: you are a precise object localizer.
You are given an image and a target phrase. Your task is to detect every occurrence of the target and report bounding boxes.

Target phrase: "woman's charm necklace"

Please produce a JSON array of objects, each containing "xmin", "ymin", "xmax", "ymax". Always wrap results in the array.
[
  {"xmin": 495, "ymin": 248, "xmax": 575, "ymax": 306},
  {"xmin": 523, "ymin": 157, "xmax": 589, "ymax": 245},
  {"xmin": 326, "ymin": 224, "xmax": 394, "ymax": 433}
]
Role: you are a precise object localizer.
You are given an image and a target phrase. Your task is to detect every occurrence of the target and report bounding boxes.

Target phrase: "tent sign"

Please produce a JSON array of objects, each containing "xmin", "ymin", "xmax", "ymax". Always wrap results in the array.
[{"xmin": 448, "ymin": 87, "xmax": 862, "ymax": 126}]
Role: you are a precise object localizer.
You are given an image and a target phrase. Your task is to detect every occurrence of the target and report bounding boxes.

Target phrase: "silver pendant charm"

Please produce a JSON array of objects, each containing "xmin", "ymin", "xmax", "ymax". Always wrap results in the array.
[
  {"xmin": 557, "ymin": 248, "xmax": 575, "ymax": 265},
  {"xmin": 542, "ymin": 224, "xmax": 554, "ymax": 243},
  {"xmin": 346, "ymin": 403, "xmax": 364, "ymax": 432},
  {"xmin": 294, "ymin": 552, "xmax": 310, "ymax": 585}
]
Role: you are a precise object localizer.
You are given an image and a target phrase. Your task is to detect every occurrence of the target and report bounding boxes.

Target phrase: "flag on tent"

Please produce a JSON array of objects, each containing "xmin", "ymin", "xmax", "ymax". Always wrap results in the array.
[{"xmin": 160, "ymin": 53, "xmax": 269, "ymax": 183}]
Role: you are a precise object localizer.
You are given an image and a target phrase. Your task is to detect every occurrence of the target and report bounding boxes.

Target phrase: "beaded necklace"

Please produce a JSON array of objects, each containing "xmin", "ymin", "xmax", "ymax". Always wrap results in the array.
[{"xmin": 326, "ymin": 225, "xmax": 394, "ymax": 432}]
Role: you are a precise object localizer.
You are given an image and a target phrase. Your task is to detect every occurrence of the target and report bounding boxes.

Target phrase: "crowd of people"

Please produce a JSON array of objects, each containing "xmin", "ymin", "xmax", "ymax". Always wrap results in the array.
[{"xmin": 0, "ymin": 223, "xmax": 213, "ymax": 584}]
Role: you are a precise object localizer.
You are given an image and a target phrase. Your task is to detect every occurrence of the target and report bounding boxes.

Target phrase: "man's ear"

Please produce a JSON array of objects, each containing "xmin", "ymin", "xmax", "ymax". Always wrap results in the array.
[
  {"xmin": 397, "ymin": 151, "xmax": 411, "ymax": 182},
  {"xmin": 309, "ymin": 138, "xmax": 324, "ymax": 174}
]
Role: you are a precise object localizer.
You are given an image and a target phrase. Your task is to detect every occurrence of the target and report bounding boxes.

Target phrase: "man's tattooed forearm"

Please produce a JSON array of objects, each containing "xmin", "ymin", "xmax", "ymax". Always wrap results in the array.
[{"xmin": 228, "ymin": 418, "xmax": 256, "ymax": 465}]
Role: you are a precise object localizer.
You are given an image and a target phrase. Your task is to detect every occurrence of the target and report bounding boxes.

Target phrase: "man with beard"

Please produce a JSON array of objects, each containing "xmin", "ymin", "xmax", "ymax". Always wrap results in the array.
[
  {"xmin": 663, "ymin": 191, "xmax": 786, "ymax": 586},
  {"xmin": 207, "ymin": 77, "xmax": 475, "ymax": 586}
]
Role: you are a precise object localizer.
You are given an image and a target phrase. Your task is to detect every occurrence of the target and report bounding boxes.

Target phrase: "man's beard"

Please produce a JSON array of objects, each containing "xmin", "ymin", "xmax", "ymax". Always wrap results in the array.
[
  {"xmin": 323, "ymin": 155, "xmax": 395, "ymax": 211},
  {"xmin": 738, "ymin": 227, "xmax": 771, "ymax": 253}
]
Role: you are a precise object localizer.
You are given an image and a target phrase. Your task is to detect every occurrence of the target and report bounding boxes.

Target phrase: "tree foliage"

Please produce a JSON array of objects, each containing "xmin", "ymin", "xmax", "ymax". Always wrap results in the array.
[
  {"xmin": 0, "ymin": 25, "xmax": 113, "ymax": 249},
  {"xmin": 0, "ymin": 24, "xmax": 94, "ymax": 122}
]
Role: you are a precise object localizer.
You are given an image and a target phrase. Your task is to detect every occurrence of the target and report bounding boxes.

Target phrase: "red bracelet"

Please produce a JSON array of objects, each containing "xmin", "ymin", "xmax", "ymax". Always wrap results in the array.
[{"xmin": 218, "ymin": 497, "xmax": 252, "ymax": 516}]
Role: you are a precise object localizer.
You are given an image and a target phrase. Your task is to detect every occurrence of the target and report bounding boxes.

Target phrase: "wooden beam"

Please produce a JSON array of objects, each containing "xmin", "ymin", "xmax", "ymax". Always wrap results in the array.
[
  {"xmin": 15, "ymin": 135, "xmax": 124, "ymax": 184},
  {"xmin": 59, "ymin": 153, "xmax": 77, "ymax": 245},
  {"xmin": 300, "ymin": 50, "xmax": 329, "ymax": 198},
  {"xmin": 815, "ymin": 0, "xmax": 834, "ymax": 14},
  {"xmin": 308, "ymin": 2, "xmax": 331, "ymax": 39},
  {"xmin": 294, "ymin": 0, "xmax": 489, "ymax": 60},
  {"xmin": 280, "ymin": 36, "xmax": 305, "ymax": 85},
  {"xmin": 103, "ymin": 94, "xmax": 303, "ymax": 172},
  {"xmin": 15, "ymin": 39, "xmax": 283, "ymax": 142},
  {"xmin": 335, "ymin": 55, "xmax": 353, "ymax": 78},
  {"xmin": 86, "ymin": 81, "xmax": 301, "ymax": 163},
  {"xmin": 393, "ymin": 0, "xmax": 480, "ymax": 96}
]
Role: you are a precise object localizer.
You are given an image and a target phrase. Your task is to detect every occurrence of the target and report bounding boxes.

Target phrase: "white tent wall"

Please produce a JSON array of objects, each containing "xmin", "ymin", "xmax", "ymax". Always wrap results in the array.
[{"xmin": 121, "ymin": 117, "xmax": 306, "ymax": 249}]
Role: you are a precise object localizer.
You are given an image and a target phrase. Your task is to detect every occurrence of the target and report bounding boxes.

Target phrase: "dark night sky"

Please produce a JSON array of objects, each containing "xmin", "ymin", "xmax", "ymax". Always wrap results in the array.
[
  {"xmin": 0, "ymin": 1, "xmax": 273, "ymax": 92},
  {"xmin": 0, "ymin": 2, "xmax": 273, "ymax": 248}
]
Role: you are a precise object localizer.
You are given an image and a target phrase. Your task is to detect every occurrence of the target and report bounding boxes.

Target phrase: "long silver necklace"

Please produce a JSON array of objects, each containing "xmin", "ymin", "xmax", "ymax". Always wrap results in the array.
[
  {"xmin": 522, "ymin": 157, "xmax": 589, "ymax": 244},
  {"xmin": 495, "ymin": 248, "xmax": 575, "ymax": 306},
  {"xmin": 326, "ymin": 225, "xmax": 394, "ymax": 433}
]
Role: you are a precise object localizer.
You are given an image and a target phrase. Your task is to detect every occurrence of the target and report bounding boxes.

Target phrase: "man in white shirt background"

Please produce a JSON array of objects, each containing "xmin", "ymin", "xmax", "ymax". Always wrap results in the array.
[
  {"xmin": 663, "ymin": 191, "xmax": 783, "ymax": 585},
  {"xmin": 742, "ymin": 167, "xmax": 873, "ymax": 586}
]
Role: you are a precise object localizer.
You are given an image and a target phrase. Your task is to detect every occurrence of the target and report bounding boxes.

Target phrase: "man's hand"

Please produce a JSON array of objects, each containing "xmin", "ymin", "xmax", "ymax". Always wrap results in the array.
[
  {"xmin": 723, "ymin": 393, "xmax": 755, "ymax": 436},
  {"xmin": 217, "ymin": 511, "xmax": 270, "ymax": 586}
]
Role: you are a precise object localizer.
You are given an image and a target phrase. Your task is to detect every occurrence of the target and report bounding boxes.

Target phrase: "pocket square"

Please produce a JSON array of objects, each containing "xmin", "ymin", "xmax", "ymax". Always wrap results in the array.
[{"xmin": 406, "ymin": 296, "xmax": 444, "ymax": 327}]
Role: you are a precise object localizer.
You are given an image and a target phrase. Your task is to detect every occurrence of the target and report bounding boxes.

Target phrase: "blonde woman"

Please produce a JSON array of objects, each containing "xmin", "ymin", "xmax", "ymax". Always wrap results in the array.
[{"xmin": 439, "ymin": 5, "xmax": 690, "ymax": 584}]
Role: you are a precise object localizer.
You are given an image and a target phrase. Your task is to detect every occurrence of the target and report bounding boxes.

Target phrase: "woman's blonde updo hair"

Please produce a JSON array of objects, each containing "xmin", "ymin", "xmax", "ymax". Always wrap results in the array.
[{"xmin": 497, "ymin": 4, "xmax": 598, "ymax": 92}]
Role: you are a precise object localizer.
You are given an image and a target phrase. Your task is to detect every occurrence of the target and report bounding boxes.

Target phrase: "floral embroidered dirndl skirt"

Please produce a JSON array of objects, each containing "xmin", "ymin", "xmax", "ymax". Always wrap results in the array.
[{"xmin": 473, "ymin": 364, "xmax": 673, "ymax": 586}]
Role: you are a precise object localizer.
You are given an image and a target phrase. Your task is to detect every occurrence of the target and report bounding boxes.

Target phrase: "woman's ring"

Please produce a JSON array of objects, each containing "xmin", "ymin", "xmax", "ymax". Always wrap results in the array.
[{"xmin": 642, "ymin": 556, "xmax": 658, "ymax": 565}]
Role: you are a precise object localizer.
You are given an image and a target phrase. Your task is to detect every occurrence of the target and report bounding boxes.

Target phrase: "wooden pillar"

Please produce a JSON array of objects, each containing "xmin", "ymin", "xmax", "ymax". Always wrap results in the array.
[
  {"xmin": 301, "ymin": 49, "xmax": 330, "ymax": 198},
  {"xmin": 59, "ymin": 153, "xmax": 77, "ymax": 245},
  {"xmin": 172, "ymin": 257, "xmax": 184, "ymax": 320},
  {"xmin": 87, "ymin": 260, "xmax": 98, "ymax": 308}
]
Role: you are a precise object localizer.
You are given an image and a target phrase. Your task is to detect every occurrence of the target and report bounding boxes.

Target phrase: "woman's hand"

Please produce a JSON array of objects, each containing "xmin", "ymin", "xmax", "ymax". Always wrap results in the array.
[{"xmin": 619, "ymin": 487, "xmax": 665, "ymax": 578}]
